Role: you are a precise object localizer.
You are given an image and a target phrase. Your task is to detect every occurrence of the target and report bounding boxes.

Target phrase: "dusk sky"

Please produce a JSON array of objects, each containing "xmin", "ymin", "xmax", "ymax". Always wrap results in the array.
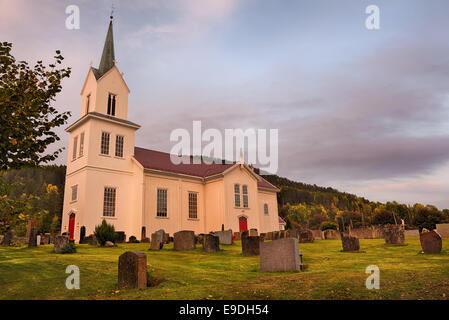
[{"xmin": 2, "ymin": 0, "xmax": 449, "ymax": 208}]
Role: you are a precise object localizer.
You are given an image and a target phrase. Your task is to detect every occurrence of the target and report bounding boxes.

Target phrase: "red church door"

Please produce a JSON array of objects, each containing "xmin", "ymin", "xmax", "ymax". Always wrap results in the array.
[
  {"xmin": 239, "ymin": 216, "xmax": 248, "ymax": 232},
  {"xmin": 68, "ymin": 213, "xmax": 75, "ymax": 241}
]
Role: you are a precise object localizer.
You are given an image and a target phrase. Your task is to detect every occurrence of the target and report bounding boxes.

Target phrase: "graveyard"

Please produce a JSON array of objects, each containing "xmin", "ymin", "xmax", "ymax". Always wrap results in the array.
[{"xmin": 0, "ymin": 237, "xmax": 448, "ymax": 300}]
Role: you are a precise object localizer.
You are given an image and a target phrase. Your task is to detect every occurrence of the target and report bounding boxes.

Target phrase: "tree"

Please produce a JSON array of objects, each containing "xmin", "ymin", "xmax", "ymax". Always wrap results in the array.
[
  {"xmin": 372, "ymin": 208, "xmax": 396, "ymax": 225},
  {"xmin": 0, "ymin": 42, "xmax": 71, "ymax": 169},
  {"xmin": 412, "ymin": 204, "xmax": 445, "ymax": 232}
]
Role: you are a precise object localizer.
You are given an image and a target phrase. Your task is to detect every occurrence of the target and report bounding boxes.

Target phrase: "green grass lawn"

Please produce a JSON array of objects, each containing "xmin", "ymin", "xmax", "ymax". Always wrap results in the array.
[{"xmin": 0, "ymin": 238, "xmax": 448, "ymax": 300}]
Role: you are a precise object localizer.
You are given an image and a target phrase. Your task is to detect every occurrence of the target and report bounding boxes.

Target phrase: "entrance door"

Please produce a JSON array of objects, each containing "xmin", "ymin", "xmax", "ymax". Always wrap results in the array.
[
  {"xmin": 68, "ymin": 213, "xmax": 75, "ymax": 241},
  {"xmin": 239, "ymin": 216, "xmax": 248, "ymax": 232}
]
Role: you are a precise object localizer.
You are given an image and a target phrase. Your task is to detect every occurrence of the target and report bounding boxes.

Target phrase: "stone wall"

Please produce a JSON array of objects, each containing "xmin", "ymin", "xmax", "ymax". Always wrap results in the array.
[
  {"xmin": 311, "ymin": 230, "xmax": 323, "ymax": 240},
  {"xmin": 404, "ymin": 229, "xmax": 420, "ymax": 238},
  {"xmin": 348, "ymin": 226, "xmax": 383, "ymax": 239}
]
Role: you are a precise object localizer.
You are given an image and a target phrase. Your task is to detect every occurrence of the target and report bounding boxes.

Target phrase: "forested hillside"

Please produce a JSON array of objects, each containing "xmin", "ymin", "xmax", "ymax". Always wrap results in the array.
[{"xmin": 262, "ymin": 175, "xmax": 449, "ymax": 230}]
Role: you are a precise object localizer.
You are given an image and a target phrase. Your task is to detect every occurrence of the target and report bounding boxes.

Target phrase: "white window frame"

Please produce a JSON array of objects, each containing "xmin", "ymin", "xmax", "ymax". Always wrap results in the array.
[
  {"xmin": 79, "ymin": 132, "xmax": 85, "ymax": 158},
  {"xmin": 188, "ymin": 191, "xmax": 198, "ymax": 219},
  {"xmin": 242, "ymin": 185, "xmax": 248, "ymax": 208},
  {"xmin": 107, "ymin": 93, "xmax": 117, "ymax": 116},
  {"xmin": 101, "ymin": 132, "xmax": 110, "ymax": 155},
  {"xmin": 115, "ymin": 135, "xmax": 124, "ymax": 158},
  {"xmin": 157, "ymin": 189, "xmax": 168, "ymax": 217},
  {"xmin": 71, "ymin": 185, "xmax": 78, "ymax": 202},
  {"xmin": 72, "ymin": 136, "xmax": 78, "ymax": 161},
  {"xmin": 103, "ymin": 187, "xmax": 116, "ymax": 217},
  {"xmin": 234, "ymin": 184, "xmax": 240, "ymax": 207}
]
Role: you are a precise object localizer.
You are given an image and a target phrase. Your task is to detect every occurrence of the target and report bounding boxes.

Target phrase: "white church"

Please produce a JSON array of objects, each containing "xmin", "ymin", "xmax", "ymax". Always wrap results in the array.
[{"xmin": 61, "ymin": 18, "xmax": 280, "ymax": 242}]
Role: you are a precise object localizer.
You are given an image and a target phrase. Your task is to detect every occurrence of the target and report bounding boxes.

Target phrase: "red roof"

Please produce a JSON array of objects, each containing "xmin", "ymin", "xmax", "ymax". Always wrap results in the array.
[{"xmin": 134, "ymin": 147, "xmax": 278, "ymax": 191}]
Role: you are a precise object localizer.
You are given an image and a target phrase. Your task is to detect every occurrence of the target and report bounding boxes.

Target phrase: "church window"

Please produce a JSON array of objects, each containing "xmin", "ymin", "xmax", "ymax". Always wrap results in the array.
[
  {"xmin": 103, "ymin": 187, "xmax": 116, "ymax": 217},
  {"xmin": 234, "ymin": 184, "xmax": 240, "ymax": 207},
  {"xmin": 72, "ymin": 136, "xmax": 78, "ymax": 161},
  {"xmin": 188, "ymin": 192, "xmax": 198, "ymax": 219},
  {"xmin": 264, "ymin": 203, "xmax": 269, "ymax": 215},
  {"xmin": 79, "ymin": 132, "xmax": 85, "ymax": 157},
  {"xmin": 107, "ymin": 93, "xmax": 117, "ymax": 116},
  {"xmin": 71, "ymin": 185, "xmax": 78, "ymax": 202},
  {"xmin": 101, "ymin": 132, "xmax": 110, "ymax": 155},
  {"xmin": 86, "ymin": 94, "xmax": 90, "ymax": 113},
  {"xmin": 242, "ymin": 185, "xmax": 248, "ymax": 208},
  {"xmin": 115, "ymin": 135, "xmax": 124, "ymax": 157},
  {"xmin": 157, "ymin": 189, "xmax": 167, "ymax": 217}
]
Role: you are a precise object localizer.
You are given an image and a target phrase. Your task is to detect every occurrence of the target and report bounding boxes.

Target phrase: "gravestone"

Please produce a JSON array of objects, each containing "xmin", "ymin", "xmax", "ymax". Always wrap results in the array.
[
  {"xmin": 286, "ymin": 229, "xmax": 298, "ymax": 239},
  {"xmin": 40, "ymin": 235, "xmax": 50, "ymax": 245},
  {"xmin": 174, "ymin": 230, "xmax": 196, "ymax": 251},
  {"xmin": 141, "ymin": 237, "xmax": 150, "ymax": 243},
  {"xmin": 141, "ymin": 226, "xmax": 146, "ymax": 240},
  {"xmin": 265, "ymin": 232, "xmax": 272, "ymax": 240},
  {"xmin": 2, "ymin": 230, "xmax": 15, "ymax": 246},
  {"xmin": 54, "ymin": 236, "xmax": 70, "ymax": 253},
  {"xmin": 299, "ymin": 229, "xmax": 314, "ymax": 243},
  {"xmin": 80, "ymin": 234, "xmax": 97, "ymax": 245},
  {"xmin": 341, "ymin": 234, "xmax": 360, "ymax": 252},
  {"xmin": 80, "ymin": 226, "xmax": 86, "ymax": 243},
  {"xmin": 249, "ymin": 228, "xmax": 258, "ymax": 236},
  {"xmin": 259, "ymin": 233, "xmax": 266, "ymax": 242},
  {"xmin": 260, "ymin": 238, "xmax": 302, "ymax": 272},
  {"xmin": 150, "ymin": 232, "xmax": 163, "ymax": 250},
  {"xmin": 212, "ymin": 230, "xmax": 233, "ymax": 245},
  {"xmin": 116, "ymin": 231, "xmax": 126, "ymax": 243},
  {"xmin": 383, "ymin": 224, "xmax": 405, "ymax": 245},
  {"xmin": 36, "ymin": 235, "xmax": 41, "ymax": 245},
  {"xmin": 420, "ymin": 231, "xmax": 442, "ymax": 254},
  {"xmin": 203, "ymin": 234, "xmax": 220, "ymax": 252},
  {"xmin": 273, "ymin": 231, "xmax": 280, "ymax": 240},
  {"xmin": 128, "ymin": 236, "xmax": 138, "ymax": 243},
  {"xmin": 118, "ymin": 251, "xmax": 147, "ymax": 289},
  {"xmin": 241, "ymin": 230, "xmax": 249, "ymax": 239},
  {"xmin": 156, "ymin": 229, "xmax": 165, "ymax": 243},
  {"xmin": 27, "ymin": 225, "xmax": 38, "ymax": 248},
  {"xmin": 323, "ymin": 229, "xmax": 340, "ymax": 240},
  {"xmin": 163, "ymin": 233, "xmax": 170, "ymax": 244},
  {"xmin": 105, "ymin": 241, "xmax": 115, "ymax": 247},
  {"xmin": 242, "ymin": 236, "xmax": 260, "ymax": 256}
]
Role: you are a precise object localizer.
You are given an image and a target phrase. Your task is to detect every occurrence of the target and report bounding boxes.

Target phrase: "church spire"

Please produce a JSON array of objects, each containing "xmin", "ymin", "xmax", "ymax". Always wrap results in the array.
[{"xmin": 97, "ymin": 15, "xmax": 115, "ymax": 78}]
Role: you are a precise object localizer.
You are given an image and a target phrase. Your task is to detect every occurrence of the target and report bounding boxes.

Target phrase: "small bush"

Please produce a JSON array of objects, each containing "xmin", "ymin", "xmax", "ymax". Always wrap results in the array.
[
  {"xmin": 60, "ymin": 242, "xmax": 76, "ymax": 254},
  {"xmin": 320, "ymin": 221, "xmax": 338, "ymax": 231},
  {"xmin": 94, "ymin": 220, "xmax": 118, "ymax": 246}
]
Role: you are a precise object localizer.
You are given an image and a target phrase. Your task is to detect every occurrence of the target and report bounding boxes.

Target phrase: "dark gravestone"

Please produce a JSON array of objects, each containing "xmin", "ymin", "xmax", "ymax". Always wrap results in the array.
[
  {"xmin": 241, "ymin": 230, "xmax": 249, "ymax": 239},
  {"xmin": 341, "ymin": 234, "xmax": 360, "ymax": 252},
  {"xmin": 323, "ymin": 229, "xmax": 340, "ymax": 240},
  {"xmin": 420, "ymin": 231, "xmax": 442, "ymax": 254},
  {"xmin": 260, "ymin": 238, "xmax": 302, "ymax": 272},
  {"xmin": 174, "ymin": 230, "xmax": 196, "ymax": 251},
  {"xmin": 299, "ymin": 229, "xmax": 314, "ymax": 243},
  {"xmin": 40, "ymin": 235, "xmax": 50, "ymax": 245},
  {"xmin": 54, "ymin": 236, "xmax": 70, "ymax": 253},
  {"xmin": 242, "ymin": 236, "xmax": 260, "ymax": 256},
  {"xmin": 273, "ymin": 231, "xmax": 280, "ymax": 240},
  {"xmin": 150, "ymin": 232, "xmax": 163, "ymax": 251},
  {"xmin": 259, "ymin": 233, "xmax": 266, "ymax": 242},
  {"xmin": 141, "ymin": 226, "xmax": 146, "ymax": 240},
  {"xmin": 116, "ymin": 231, "xmax": 126, "ymax": 243},
  {"xmin": 128, "ymin": 236, "xmax": 138, "ymax": 243},
  {"xmin": 80, "ymin": 234, "xmax": 97, "ymax": 245},
  {"xmin": 118, "ymin": 251, "xmax": 147, "ymax": 289},
  {"xmin": 383, "ymin": 224, "xmax": 405, "ymax": 245},
  {"xmin": 163, "ymin": 233, "xmax": 170, "ymax": 244},
  {"xmin": 203, "ymin": 234, "xmax": 220, "ymax": 252},
  {"xmin": 27, "ymin": 225, "xmax": 38, "ymax": 248},
  {"xmin": 265, "ymin": 232, "xmax": 272, "ymax": 240},
  {"xmin": 80, "ymin": 226, "xmax": 86, "ymax": 243},
  {"xmin": 141, "ymin": 237, "xmax": 150, "ymax": 243},
  {"xmin": 2, "ymin": 230, "xmax": 15, "ymax": 246},
  {"xmin": 279, "ymin": 230, "xmax": 286, "ymax": 239}
]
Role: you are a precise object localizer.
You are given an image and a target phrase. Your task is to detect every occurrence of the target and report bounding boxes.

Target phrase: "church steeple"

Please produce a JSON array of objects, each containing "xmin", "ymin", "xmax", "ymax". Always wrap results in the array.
[{"xmin": 97, "ymin": 16, "xmax": 115, "ymax": 78}]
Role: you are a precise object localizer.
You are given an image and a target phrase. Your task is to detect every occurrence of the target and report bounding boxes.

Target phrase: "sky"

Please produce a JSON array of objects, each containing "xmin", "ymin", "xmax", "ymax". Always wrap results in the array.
[{"xmin": 2, "ymin": 0, "xmax": 449, "ymax": 208}]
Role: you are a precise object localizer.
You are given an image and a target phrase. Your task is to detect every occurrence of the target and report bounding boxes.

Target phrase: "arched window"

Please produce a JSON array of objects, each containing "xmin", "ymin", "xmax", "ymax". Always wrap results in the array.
[
  {"xmin": 242, "ymin": 185, "xmax": 248, "ymax": 208},
  {"xmin": 264, "ymin": 203, "xmax": 269, "ymax": 215},
  {"xmin": 234, "ymin": 184, "xmax": 240, "ymax": 207}
]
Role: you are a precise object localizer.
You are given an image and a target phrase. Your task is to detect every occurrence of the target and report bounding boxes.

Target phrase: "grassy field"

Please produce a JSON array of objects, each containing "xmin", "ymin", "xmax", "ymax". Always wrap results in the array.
[{"xmin": 0, "ymin": 238, "xmax": 448, "ymax": 300}]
